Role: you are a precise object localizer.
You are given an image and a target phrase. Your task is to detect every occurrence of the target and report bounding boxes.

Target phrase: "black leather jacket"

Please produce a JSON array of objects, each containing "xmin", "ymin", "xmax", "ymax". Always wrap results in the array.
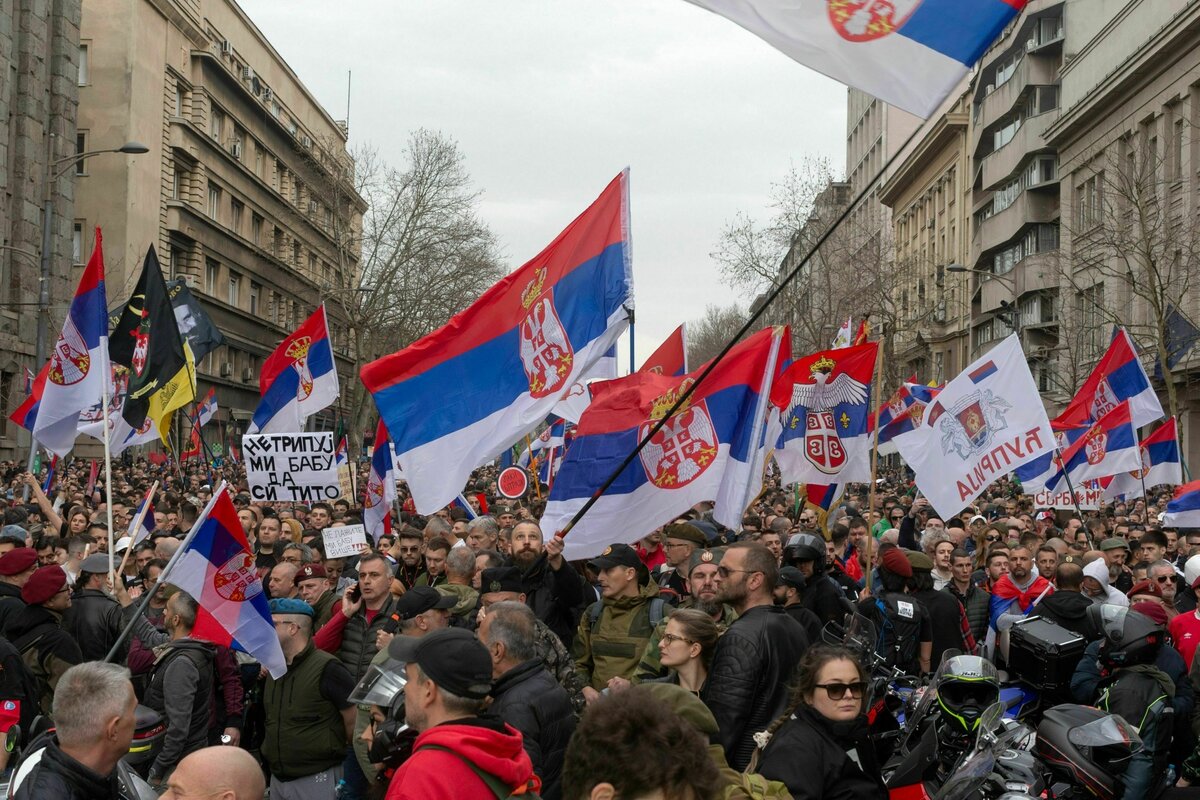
[
  {"xmin": 522, "ymin": 554, "xmax": 584, "ymax": 648},
  {"xmin": 63, "ymin": 588, "xmax": 130, "ymax": 662},
  {"xmin": 490, "ymin": 658, "xmax": 575, "ymax": 800},
  {"xmin": 759, "ymin": 706, "xmax": 887, "ymax": 800},
  {"xmin": 702, "ymin": 604, "xmax": 809, "ymax": 771}
]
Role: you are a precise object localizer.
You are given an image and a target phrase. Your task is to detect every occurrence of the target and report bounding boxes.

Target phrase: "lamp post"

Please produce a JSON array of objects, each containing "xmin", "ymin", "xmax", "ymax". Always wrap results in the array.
[
  {"xmin": 946, "ymin": 264, "xmax": 1020, "ymax": 357},
  {"xmin": 25, "ymin": 139, "xmax": 149, "ymax": 479}
]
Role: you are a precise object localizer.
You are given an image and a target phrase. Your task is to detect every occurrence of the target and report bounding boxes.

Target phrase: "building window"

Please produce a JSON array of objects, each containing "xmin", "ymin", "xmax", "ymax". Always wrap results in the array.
[
  {"xmin": 231, "ymin": 126, "xmax": 245, "ymax": 160},
  {"xmin": 230, "ymin": 199, "xmax": 244, "ymax": 233},
  {"xmin": 207, "ymin": 182, "xmax": 221, "ymax": 219},
  {"xmin": 249, "ymin": 282, "xmax": 261, "ymax": 316},
  {"xmin": 172, "ymin": 168, "xmax": 184, "ymax": 200},
  {"xmin": 308, "ymin": 251, "xmax": 317, "ymax": 277},
  {"xmin": 292, "ymin": 180, "xmax": 302, "ymax": 206},
  {"xmin": 1172, "ymin": 118, "xmax": 1184, "ymax": 180},
  {"xmin": 75, "ymin": 133, "xmax": 87, "ymax": 175},
  {"xmin": 78, "ymin": 45, "xmax": 88, "ymax": 86},
  {"xmin": 292, "ymin": 241, "xmax": 301, "ymax": 267},
  {"xmin": 252, "ymin": 214, "xmax": 263, "ymax": 246},
  {"xmin": 205, "ymin": 259, "xmax": 219, "ymax": 295},
  {"xmin": 255, "ymin": 146, "xmax": 264, "ymax": 177},
  {"xmin": 274, "ymin": 160, "xmax": 284, "ymax": 193},
  {"xmin": 273, "ymin": 227, "xmax": 284, "ymax": 258},
  {"xmin": 1077, "ymin": 284, "xmax": 1105, "ymax": 359},
  {"xmin": 210, "ymin": 106, "xmax": 224, "ymax": 141},
  {"xmin": 174, "ymin": 84, "xmax": 185, "ymax": 117},
  {"xmin": 1076, "ymin": 174, "xmax": 1102, "ymax": 228},
  {"xmin": 228, "ymin": 272, "xmax": 241, "ymax": 307},
  {"xmin": 72, "ymin": 223, "xmax": 83, "ymax": 264}
]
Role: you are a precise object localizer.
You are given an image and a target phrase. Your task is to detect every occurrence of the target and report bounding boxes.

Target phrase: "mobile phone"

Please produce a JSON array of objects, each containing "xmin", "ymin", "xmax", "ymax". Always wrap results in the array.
[{"xmin": 348, "ymin": 583, "xmax": 362, "ymax": 603}]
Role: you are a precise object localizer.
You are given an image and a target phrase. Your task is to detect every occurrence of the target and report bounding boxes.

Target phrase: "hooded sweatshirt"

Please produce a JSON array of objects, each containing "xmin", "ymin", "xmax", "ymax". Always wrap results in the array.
[
  {"xmin": 1082, "ymin": 560, "xmax": 1129, "ymax": 607},
  {"xmin": 386, "ymin": 716, "xmax": 537, "ymax": 800},
  {"xmin": 1032, "ymin": 590, "xmax": 1102, "ymax": 640}
]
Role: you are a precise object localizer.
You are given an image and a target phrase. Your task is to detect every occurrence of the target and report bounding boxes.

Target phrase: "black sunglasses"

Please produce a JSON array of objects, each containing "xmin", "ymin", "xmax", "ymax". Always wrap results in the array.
[
  {"xmin": 985, "ymin": 534, "xmax": 1002, "ymax": 542},
  {"xmin": 815, "ymin": 682, "xmax": 867, "ymax": 700}
]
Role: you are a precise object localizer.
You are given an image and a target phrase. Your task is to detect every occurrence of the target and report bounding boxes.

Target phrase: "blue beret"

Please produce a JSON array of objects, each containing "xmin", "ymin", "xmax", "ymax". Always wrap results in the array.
[{"xmin": 269, "ymin": 598, "xmax": 314, "ymax": 618}]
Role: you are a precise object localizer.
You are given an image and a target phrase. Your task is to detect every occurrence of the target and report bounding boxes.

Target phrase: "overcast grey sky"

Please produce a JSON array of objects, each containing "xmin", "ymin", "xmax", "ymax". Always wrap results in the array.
[{"xmin": 238, "ymin": 0, "xmax": 848, "ymax": 367}]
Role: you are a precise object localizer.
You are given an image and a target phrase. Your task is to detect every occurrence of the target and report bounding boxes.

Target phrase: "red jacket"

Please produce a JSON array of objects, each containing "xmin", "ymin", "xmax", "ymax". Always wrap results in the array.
[{"xmin": 386, "ymin": 718, "xmax": 538, "ymax": 800}]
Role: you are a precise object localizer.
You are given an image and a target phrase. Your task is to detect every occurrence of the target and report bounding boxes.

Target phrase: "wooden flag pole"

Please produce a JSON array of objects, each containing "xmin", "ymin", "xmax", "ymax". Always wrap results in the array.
[
  {"xmin": 864, "ymin": 342, "xmax": 885, "ymax": 593},
  {"xmin": 115, "ymin": 479, "xmax": 159, "ymax": 580}
]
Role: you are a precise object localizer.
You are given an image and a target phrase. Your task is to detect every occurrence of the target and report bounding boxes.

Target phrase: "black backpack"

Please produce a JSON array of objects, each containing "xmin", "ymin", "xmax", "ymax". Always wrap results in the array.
[
  {"xmin": 873, "ymin": 594, "xmax": 922, "ymax": 674},
  {"xmin": 0, "ymin": 636, "xmax": 45, "ymax": 736}
]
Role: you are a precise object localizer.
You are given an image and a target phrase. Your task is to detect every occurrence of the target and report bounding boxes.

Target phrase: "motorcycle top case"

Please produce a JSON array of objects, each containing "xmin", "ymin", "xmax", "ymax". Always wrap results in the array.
[{"xmin": 1008, "ymin": 616, "xmax": 1087, "ymax": 690}]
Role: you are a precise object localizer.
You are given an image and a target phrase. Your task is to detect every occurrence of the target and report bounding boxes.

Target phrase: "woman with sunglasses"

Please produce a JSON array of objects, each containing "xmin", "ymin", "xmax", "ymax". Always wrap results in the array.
[{"xmin": 756, "ymin": 645, "xmax": 886, "ymax": 800}]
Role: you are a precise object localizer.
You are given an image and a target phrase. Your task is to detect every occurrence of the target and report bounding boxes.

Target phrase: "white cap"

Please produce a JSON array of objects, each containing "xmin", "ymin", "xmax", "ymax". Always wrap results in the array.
[
  {"xmin": 1185, "ymin": 554, "xmax": 1200, "ymax": 589},
  {"xmin": 114, "ymin": 536, "xmax": 133, "ymax": 554}
]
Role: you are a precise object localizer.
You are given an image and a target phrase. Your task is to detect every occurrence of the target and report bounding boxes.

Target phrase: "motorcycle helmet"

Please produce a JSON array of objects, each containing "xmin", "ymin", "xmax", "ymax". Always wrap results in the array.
[
  {"xmin": 1185, "ymin": 553, "xmax": 1200, "ymax": 590},
  {"xmin": 350, "ymin": 658, "xmax": 418, "ymax": 769},
  {"xmin": 1086, "ymin": 605, "xmax": 1164, "ymax": 667},
  {"xmin": 1036, "ymin": 705, "xmax": 1141, "ymax": 800},
  {"xmin": 784, "ymin": 533, "xmax": 825, "ymax": 572},
  {"xmin": 934, "ymin": 655, "xmax": 1000, "ymax": 736}
]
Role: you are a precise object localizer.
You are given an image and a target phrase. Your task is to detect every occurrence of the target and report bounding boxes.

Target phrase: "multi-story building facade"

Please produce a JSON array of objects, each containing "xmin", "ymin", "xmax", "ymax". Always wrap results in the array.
[
  {"xmin": 1046, "ymin": 0, "xmax": 1200, "ymax": 464},
  {"xmin": 0, "ymin": 0, "xmax": 84, "ymax": 459},
  {"xmin": 967, "ymin": 1, "xmax": 1067, "ymax": 398},
  {"xmin": 879, "ymin": 90, "xmax": 972, "ymax": 385},
  {"xmin": 75, "ymin": 0, "xmax": 364, "ymax": 449}
]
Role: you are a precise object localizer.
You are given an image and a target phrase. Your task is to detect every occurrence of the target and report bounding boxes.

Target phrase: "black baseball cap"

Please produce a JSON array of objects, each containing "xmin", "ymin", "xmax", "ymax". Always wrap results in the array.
[
  {"xmin": 778, "ymin": 566, "xmax": 807, "ymax": 591},
  {"xmin": 587, "ymin": 543, "xmax": 641, "ymax": 572},
  {"xmin": 480, "ymin": 566, "xmax": 523, "ymax": 595},
  {"xmin": 394, "ymin": 586, "xmax": 456, "ymax": 620},
  {"xmin": 387, "ymin": 628, "xmax": 492, "ymax": 700}
]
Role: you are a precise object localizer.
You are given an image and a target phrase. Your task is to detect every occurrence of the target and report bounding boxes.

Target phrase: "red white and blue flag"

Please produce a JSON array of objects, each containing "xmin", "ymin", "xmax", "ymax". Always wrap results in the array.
[
  {"xmin": 542, "ymin": 326, "xmax": 787, "ymax": 560},
  {"xmin": 1103, "ymin": 417, "xmax": 1182, "ymax": 500},
  {"xmin": 127, "ymin": 485, "xmax": 157, "ymax": 547},
  {"xmin": 75, "ymin": 367, "xmax": 160, "ymax": 455},
  {"xmin": 33, "ymin": 230, "xmax": 109, "ymax": 457},
  {"xmin": 362, "ymin": 171, "xmax": 635, "ymax": 514},
  {"xmin": 249, "ymin": 305, "xmax": 338, "ymax": 434},
  {"xmin": 363, "ymin": 419, "xmax": 395, "ymax": 543},
  {"xmin": 772, "ymin": 343, "xmax": 877, "ymax": 486},
  {"xmin": 166, "ymin": 485, "xmax": 286, "ymax": 677},
  {"xmin": 1056, "ymin": 328, "xmax": 1163, "ymax": 430},
  {"xmin": 1164, "ymin": 480, "xmax": 1200, "ymax": 529},
  {"xmin": 639, "ymin": 323, "xmax": 689, "ymax": 377},
  {"xmin": 9, "ymin": 364, "xmax": 47, "ymax": 434},
  {"xmin": 1012, "ymin": 420, "xmax": 1088, "ymax": 494},
  {"xmin": 876, "ymin": 381, "xmax": 942, "ymax": 455},
  {"xmin": 335, "ymin": 436, "xmax": 349, "ymax": 468},
  {"xmin": 196, "ymin": 387, "xmax": 218, "ymax": 428},
  {"xmin": 683, "ymin": 0, "xmax": 1027, "ymax": 118},
  {"xmin": 22, "ymin": 368, "xmax": 33, "ymax": 396},
  {"xmin": 1044, "ymin": 401, "xmax": 1140, "ymax": 493}
]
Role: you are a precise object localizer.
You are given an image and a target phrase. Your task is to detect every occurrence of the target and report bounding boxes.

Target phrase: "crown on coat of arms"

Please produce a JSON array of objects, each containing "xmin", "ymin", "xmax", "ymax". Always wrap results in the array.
[
  {"xmin": 809, "ymin": 355, "xmax": 836, "ymax": 374},
  {"xmin": 285, "ymin": 336, "xmax": 312, "ymax": 360},
  {"xmin": 520, "ymin": 267, "xmax": 547, "ymax": 310},
  {"xmin": 649, "ymin": 378, "xmax": 695, "ymax": 420}
]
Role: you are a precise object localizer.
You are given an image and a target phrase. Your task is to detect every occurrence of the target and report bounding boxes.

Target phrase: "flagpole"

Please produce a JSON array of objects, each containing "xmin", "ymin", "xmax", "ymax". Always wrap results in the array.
[
  {"xmin": 102, "ymin": 360, "xmax": 115, "ymax": 580},
  {"xmin": 115, "ymin": 479, "xmax": 158, "ymax": 580},
  {"xmin": 628, "ymin": 312, "xmax": 636, "ymax": 376},
  {"xmin": 554, "ymin": 124, "xmax": 925, "ymax": 540},
  {"xmin": 1056, "ymin": 456, "xmax": 1090, "ymax": 546},
  {"xmin": 864, "ymin": 342, "xmax": 885, "ymax": 593},
  {"xmin": 104, "ymin": 481, "xmax": 225, "ymax": 663}
]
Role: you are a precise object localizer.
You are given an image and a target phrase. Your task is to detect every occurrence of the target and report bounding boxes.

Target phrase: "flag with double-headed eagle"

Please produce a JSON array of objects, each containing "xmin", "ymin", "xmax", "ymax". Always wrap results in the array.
[
  {"xmin": 1056, "ymin": 327, "xmax": 1163, "ymax": 430},
  {"xmin": 363, "ymin": 419, "xmax": 395, "ymax": 543},
  {"xmin": 771, "ymin": 343, "xmax": 877, "ymax": 487},
  {"xmin": 1102, "ymin": 417, "xmax": 1182, "ymax": 500},
  {"xmin": 249, "ymin": 305, "xmax": 338, "ymax": 434},
  {"xmin": 542, "ymin": 326, "xmax": 787, "ymax": 560},
  {"xmin": 362, "ymin": 171, "xmax": 634, "ymax": 514}
]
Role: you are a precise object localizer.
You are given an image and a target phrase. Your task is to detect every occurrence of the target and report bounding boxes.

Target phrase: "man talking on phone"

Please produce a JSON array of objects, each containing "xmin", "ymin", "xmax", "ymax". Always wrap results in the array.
[{"xmin": 313, "ymin": 549, "xmax": 398, "ymax": 799}]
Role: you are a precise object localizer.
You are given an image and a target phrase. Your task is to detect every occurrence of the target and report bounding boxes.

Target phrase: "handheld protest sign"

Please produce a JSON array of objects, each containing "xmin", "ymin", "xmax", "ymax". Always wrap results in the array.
[{"xmin": 497, "ymin": 466, "xmax": 529, "ymax": 499}]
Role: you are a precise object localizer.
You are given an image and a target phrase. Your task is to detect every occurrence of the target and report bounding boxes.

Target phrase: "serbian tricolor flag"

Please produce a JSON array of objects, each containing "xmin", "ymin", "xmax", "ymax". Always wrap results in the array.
[
  {"xmin": 196, "ymin": 387, "xmax": 218, "ymax": 428},
  {"xmin": 127, "ymin": 485, "xmax": 157, "ymax": 546},
  {"xmin": 33, "ymin": 230, "xmax": 109, "ymax": 457},
  {"xmin": 1044, "ymin": 401, "xmax": 1140, "ymax": 493},
  {"xmin": 1103, "ymin": 418, "xmax": 1182, "ymax": 500},
  {"xmin": 772, "ymin": 343, "xmax": 877, "ymax": 486},
  {"xmin": 805, "ymin": 483, "xmax": 844, "ymax": 512},
  {"xmin": 1013, "ymin": 421, "xmax": 1089, "ymax": 494},
  {"xmin": 363, "ymin": 171, "xmax": 634, "ymax": 514},
  {"xmin": 1165, "ymin": 480, "xmax": 1200, "ymax": 529},
  {"xmin": 1056, "ymin": 328, "xmax": 1163, "ymax": 430},
  {"xmin": 165, "ymin": 484, "xmax": 286, "ymax": 677},
  {"xmin": 683, "ymin": 0, "xmax": 1026, "ymax": 118},
  {"xmin": 9, "ymin": 364, "xmax": 47, "ymax": 433},
  {"xmin": 363, "ymin": 419, "xmax": 395, "ymax": 543},
  {"xmin": 22, "ymin": 368, "xmax": 33, "ymax": 396},
  {"xmin": 542, "ymin": 326, "xmax": 787, "ymax": 560},
  {"xmin": 876, "ymin": 381, "xmax": 942, "ymax": 455},
  {"xmin": 249, "ymin": 305, "xmax": 338, "ymax": 434},
  {"xmin": 640, "ymin": 324, "xmax": 689, "ymax": 377},
  {"xmin": 335, "ymin": 436, "xmax": 348, "ymax": 468},
  {"xmin": 530, "ymin": 418, "xmax": 567, "ymax": 457}
]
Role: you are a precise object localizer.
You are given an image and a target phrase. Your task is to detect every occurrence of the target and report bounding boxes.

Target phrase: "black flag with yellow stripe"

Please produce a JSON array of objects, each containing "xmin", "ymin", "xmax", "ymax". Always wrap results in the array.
[{"xmin": 109, "ymin": 246, "xmax": 196, "ymax": 447}]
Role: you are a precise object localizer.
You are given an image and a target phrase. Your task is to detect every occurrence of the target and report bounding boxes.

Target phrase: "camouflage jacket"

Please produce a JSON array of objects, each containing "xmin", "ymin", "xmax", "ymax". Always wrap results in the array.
[{"xmin": 533, "ymin": 616, "xmax": 586, "ymax": 714}]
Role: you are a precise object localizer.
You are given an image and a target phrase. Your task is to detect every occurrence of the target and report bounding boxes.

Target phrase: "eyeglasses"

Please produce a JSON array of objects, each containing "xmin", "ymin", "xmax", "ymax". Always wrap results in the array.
[
  {"xmin": 660, "ymin": 632, "xmax": 694, "ymax": 646},
  {"xmin": 716, "ymin": 565, "xmax": 758, "ymax": 578},
  {"xmin": 815, "ymin": 682, "xmax": 867, "ymax": 700},
  {"xmin": 1154, "ymin": 575, "xmax": 1175, "ymax": 584},
  {"xmin": 985, "ymin": 535, "xmax": 1002, "ymax": 542}
]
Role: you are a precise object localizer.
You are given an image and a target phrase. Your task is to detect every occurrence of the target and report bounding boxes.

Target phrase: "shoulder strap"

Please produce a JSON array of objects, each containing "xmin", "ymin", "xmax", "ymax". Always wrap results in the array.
[
  {"xmin": 418, "ymin": 744, "xmax": 533, "ymax": 799},
  {"xmin": 648, "ymin": 597, "xmax": 666, "ymax": 629},
  {"xmin": 587, "ymin": 601, "xmax": 603, "ymax": 633}
]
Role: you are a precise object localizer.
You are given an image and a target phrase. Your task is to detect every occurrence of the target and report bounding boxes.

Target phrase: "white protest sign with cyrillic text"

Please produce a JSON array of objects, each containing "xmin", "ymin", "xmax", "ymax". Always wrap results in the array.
[
  {"xmin": 243, "ymin": 432, "xmax": 340, "ymax": 503},
  {"xmin": 322, "ymin": 524, "xmax": 369, "ymax": 558}
]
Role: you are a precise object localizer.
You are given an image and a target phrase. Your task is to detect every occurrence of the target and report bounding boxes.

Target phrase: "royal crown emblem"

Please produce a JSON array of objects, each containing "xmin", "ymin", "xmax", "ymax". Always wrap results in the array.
[
  {"xmin": 212, "ymin": 552, "xmax": 264, "ymax": 602},
  {"xmin": 1084, "ymin": 429, "xmax": 1108, "ymax": 465},
  {"xmin": 286, "ymin": 336, "xmax": 315, "ymax": 401},
  {"xmin": 827, "ymin": 0, "xmax": 923, "ymax": 42},
  {"xmin": 518, "ymin": 286, "xmax": 574, "ymax": 399},
  {"xmin": 638, "ymin": 393, "xmax": 718, "ymax": 489},
  {"xmin": 48, "ymin": 316, "xmax": 91, "ymax": 386},
  {"xmin": 1131, "ymin": 445, "xmax": 1152, "ymax": 479},
  {"xmin": 520, "ymin": 268, "xmax": 548, "ymax": 310},
  {"xmin": 787, "ymin": 356, "xmax": 868, "ymax": 475},
  {"xmin": 650, "ymin": 378, "xmax": 696, "ymax": 421},
  {"xmin": 363, "ymin": 473, "xmax": 383, "ymax": 509}
]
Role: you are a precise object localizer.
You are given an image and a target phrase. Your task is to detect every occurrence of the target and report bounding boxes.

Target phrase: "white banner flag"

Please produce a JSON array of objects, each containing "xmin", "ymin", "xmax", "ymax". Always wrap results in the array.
[{"xmin": 896, "ymin": 335, "xmax": 1054, "ymax": 517}]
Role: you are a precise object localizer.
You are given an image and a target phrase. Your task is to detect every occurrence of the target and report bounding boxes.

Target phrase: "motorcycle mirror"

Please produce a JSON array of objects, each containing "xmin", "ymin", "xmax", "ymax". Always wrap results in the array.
[{"xmin": 4, "ymin": 724, "xmax": 19, "ymax": 753}]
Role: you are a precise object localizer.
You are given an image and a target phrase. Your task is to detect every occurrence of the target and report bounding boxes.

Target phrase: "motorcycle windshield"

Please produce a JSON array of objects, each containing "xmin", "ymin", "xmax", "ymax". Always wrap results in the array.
[
  {"xmin": 931, "ymin": 701, "xmax": 1006, "ymax": 800},
  {"xmin": 349, "ymin": 658, "xmax": 407, "ymax": 707},
  {"xmin": 1067, "ymin": 714, "xmax": 1142, "ymax": 749}
]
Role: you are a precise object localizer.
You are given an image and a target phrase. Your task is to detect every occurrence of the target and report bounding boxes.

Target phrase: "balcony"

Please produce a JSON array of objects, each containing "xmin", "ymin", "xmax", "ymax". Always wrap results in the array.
[
  {"xmin": 980, "ymin": 112, "xmax": 1058, "ymax": 190},
  {"xmin": 976, "ymin": 251, "xmax": 1060, "ymax": 313},
  {"xmin": 973, "ymin": 191, "xmax": 1058, "ymax": 256},
  {"xmin": 974, "ymin": 56, "xmax": 1060, "ymax": 149}
]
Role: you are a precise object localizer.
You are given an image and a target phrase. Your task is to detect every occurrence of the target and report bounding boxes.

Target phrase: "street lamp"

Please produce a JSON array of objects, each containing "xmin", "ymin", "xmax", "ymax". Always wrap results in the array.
[
  {"xmin": 26, "ymin": 138, "xmax": 149, "ymax": 477},
  {"xmin": 946, "ymin": 263, "xmax": 1021, "ymax": 354}
]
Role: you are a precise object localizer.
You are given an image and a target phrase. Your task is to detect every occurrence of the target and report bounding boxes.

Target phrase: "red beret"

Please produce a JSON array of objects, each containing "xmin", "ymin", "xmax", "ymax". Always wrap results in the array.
[
  {"xmin": 1131, "ymin": 600, "xmax": 1169, "ymax": 626},
  {"xmin": 880, "ymin": 548, "xmax": 913, "ymax": 578},
  {"xmin": 294, "ymin": 563, "xmax": 327, "ymax": 586},
  {"xmin": 0, "ymin": 548, "xmax": 37, "ymax": 577},
  {"xmin": 21, "ymin": 565, "xmax": 67, "ymax": 605},
  {"xmin": 1127, "ymin": 580, "xmax": 1164, "ymax": 599}
]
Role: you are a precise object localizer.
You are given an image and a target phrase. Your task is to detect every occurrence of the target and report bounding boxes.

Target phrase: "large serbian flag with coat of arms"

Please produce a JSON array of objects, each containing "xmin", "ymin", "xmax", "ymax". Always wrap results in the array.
[
  {"xmin": 164, "ymin": 483, "xmax": 286, "ymax": 677},
  {"xmin": 683, "ymin": 0, "xmax": 1027, "ymax": 118},
  {"xmin": 362, "ymin": 171, "xmax": 634, "ymax": 514},
  {"xmin": 1055, "ymin": 327, "xmax": 1162, "ymax": 429},
  {"xmin": 542, "ymin": 326, "xmax": 787, "ymax": 560},
  {"xmin": 249, "ymin": 304, "xmax": 338, "ymax": 434}
]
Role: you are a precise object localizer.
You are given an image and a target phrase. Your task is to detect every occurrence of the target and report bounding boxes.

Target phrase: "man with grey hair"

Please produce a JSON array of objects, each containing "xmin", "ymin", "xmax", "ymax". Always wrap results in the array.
[
  {"xmin": 12, "ymin": 661, "xmax": 138, "ymax": 799},
  {"xmin": 280, "ymin": 541, "xmax": 316, "ymax": 566},
  {"xmin": 1149, "ymin": 559, "xmax": 1180, "ymax": 608},
  {"xmin": 465, "ymin": 516, "xmax": 500, "ymax": 552},
  {"xmin": 479, "ymin": 601, "xmax": 574, "ymax": 800},
  {"xmin": 437, "ymin": 546, "xmax": 480, "ymax": 625}
]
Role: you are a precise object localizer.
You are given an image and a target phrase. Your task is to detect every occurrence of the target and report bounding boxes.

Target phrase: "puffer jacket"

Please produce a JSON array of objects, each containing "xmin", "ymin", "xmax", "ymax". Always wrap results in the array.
[
  {"xmin": 489, "ymin": 659, "xmax": 575, "ymax": 800},
  {"xmin": 572, "ymin": 583, "xmax": 667, "ymax": 689},
  {"xmin": 702, "ymin": 603, "xmax": 809, "ymax": 771},
  {"xmin": 946, "ymin": 581, "xmax": 990, "ymax": 645},
  {"xmin": 758, "ymin": 705, "xmax": 887, "ymax": 800}
]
